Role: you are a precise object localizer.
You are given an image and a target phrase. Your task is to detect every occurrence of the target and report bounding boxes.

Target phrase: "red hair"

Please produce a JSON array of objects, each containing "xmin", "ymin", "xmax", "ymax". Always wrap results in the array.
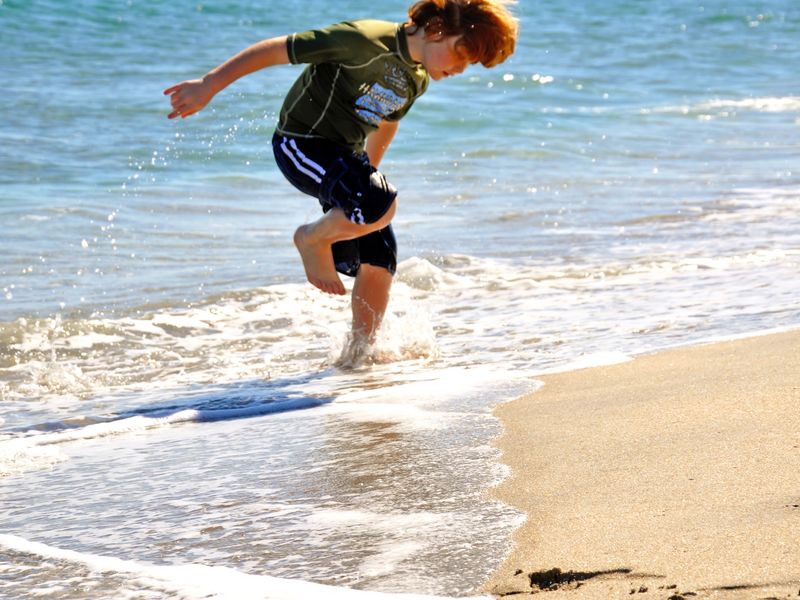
[{"xmin": 407, "ymin": 0, "xmax": 518, "ymax": 67}]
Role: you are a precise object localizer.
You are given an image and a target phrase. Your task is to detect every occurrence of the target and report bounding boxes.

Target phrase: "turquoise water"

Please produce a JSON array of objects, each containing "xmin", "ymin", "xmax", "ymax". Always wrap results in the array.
[
  {"xmin": 2, "ymin": 0, "xmax": 798, "ymax": 319},
  {"xmin": 1, "ymin": 1, "xmax": 799, "ymax": 598}
]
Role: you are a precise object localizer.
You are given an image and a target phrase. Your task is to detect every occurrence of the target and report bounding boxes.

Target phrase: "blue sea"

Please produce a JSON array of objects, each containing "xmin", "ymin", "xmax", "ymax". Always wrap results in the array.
[{"xmin": 1, "ymin": 0, "xmax": 799, "ymax": 598}]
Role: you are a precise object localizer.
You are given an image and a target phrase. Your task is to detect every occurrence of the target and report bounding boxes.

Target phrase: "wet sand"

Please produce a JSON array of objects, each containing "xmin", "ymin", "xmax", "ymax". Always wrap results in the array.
[{"xmin": 484, "ymin": 331, "xmax": 800, "ymax": 599}]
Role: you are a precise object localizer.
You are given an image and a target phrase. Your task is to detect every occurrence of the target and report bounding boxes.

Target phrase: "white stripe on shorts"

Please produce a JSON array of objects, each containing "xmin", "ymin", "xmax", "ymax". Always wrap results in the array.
[
  {"xmin": 288, "ymin": 139, "xmax": 326, "ymax": 177},
  {"xmin": 280, "ymin": 137, "xmax": 325, "ymax": 184}
]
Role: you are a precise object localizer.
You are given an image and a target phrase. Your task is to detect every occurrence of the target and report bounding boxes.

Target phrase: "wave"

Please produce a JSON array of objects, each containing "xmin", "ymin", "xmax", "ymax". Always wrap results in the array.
[
  {"xmin": 0, "ymin": 534, "xmax": 490, "ymax": 600},
  {"xmin": 2, "ymin": 178, "xmax": 799, "ymax": 458},
  {"xmin": 692, "ymin": 96, "xmax": 800, "ymax": 113},
  {"xmin": 500, "ymin": 95, "xmax": 800, "ymax": 119},
  {"xmin": 2, "ymin": 219, "xmax": 798, "ymax": 414},
  {"xmin": 0, "ymin": 377, "xmax": 333, "ymax": 477},
  {"xmin": 0, "ymin": 277, "xmax": 440, "ymax": 407},
  {"xmin": 642, "ymin": 95, "xmax": 800, "ymax": 116}
]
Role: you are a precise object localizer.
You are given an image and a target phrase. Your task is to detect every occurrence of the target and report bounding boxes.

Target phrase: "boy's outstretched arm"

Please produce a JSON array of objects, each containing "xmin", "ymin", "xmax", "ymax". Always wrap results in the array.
[
  {"xmin": 164, "ymin": 36, "xmax": 289, "ymax": 119},
  {"xmin": 366, "ymin": 120, "xmax": 399, "ymax": 168}
]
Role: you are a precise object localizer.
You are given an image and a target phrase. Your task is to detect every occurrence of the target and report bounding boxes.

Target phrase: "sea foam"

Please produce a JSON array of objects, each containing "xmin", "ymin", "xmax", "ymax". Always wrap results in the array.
[{"xmin": 0, "ymin": 534, "xmax": 491, "ymax": 600}]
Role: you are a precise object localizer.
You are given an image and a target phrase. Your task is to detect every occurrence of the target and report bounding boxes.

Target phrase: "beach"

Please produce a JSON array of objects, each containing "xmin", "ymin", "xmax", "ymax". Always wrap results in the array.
[
  {"xmin": 485, "ymin": 330, "xmax": 800, "ymax": 599},
  {"xmin": 2, "ymin": 0, "xmax": 800, "ymax": 597}
]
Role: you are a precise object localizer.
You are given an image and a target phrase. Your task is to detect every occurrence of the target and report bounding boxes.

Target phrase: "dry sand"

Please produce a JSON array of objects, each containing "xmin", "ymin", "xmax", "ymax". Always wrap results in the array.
[{"xmin": 484, "ymin": 330, "xmax": 800, "ymax": 599}]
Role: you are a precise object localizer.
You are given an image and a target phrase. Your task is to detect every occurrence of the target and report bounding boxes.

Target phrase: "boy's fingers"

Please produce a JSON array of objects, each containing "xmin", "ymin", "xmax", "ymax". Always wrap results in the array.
[
  {"xmin": 163, "ymin": 84, "xmax": 182, "ymax": 95},
  {"xmin": 172, "ymin": 107, "xmax": 199, "ymax": 119},
  {"xmin": 168, "ymin": 104, "xmax": 188, "ymax": 119}
]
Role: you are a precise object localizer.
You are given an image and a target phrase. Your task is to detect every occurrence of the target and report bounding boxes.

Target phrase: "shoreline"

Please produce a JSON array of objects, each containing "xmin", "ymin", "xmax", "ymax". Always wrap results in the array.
[{"xmin": 483, "ymin": 330, "xmax": 800, "ymax": 599}]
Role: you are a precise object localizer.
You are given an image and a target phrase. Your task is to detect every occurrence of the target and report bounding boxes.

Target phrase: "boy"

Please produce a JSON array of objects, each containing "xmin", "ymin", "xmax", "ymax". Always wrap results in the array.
[{"xmin": 165, "ymin": 0, "xmax": 517, "ymax": 348}]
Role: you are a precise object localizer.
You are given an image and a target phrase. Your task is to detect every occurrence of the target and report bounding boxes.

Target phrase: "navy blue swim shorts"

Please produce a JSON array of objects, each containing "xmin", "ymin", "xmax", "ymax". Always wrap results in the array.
[{"xmin": 272, "ymin": 132, "xmax": 398, "ymax": 277}]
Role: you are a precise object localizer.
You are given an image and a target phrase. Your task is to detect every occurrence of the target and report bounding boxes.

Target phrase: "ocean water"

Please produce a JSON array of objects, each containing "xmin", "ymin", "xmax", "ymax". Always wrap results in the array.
[{"xmin": 1, "ymin": 0, "xmax": 799, "ymax": 597}]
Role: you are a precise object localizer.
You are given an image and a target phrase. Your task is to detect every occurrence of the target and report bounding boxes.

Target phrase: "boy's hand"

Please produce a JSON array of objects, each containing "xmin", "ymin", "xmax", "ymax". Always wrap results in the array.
[{"xmin": 163, "ymin": 79, "xmax": 214, "ymax": 119}]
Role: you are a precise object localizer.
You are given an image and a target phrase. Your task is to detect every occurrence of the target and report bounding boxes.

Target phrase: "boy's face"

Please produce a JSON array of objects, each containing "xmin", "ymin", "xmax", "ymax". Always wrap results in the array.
[{"xmin": 422, "ymin": 35, "xmax": 472, "ymax": 81}]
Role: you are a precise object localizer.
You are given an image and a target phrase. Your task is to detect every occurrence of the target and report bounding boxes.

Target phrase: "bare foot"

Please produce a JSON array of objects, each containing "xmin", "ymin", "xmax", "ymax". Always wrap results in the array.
[{"xmin": 293, "ymin": 225, "xmax": 346, "ymax": 295}]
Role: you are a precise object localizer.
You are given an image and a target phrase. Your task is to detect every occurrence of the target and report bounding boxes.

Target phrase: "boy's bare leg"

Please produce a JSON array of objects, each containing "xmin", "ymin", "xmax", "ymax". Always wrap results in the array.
[
  {"xmin": 293, "ymin": 202, "xmax": 396, "ymax": 295},
  {"xmin": 351, "ymin": 264, "xmax": 392, "ymax": 344}
]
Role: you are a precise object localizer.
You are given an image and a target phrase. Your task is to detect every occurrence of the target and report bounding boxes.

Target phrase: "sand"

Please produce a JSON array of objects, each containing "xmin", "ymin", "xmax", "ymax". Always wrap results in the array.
[{"xmin": 484, "ymin": 330, "xmax": 800, "ymax": 599}]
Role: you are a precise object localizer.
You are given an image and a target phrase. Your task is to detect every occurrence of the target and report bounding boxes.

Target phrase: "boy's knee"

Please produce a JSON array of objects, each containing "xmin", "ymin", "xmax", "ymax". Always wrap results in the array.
[
  {"xmin": 369, "ymin": 196, "xmax": 396, "ymax": 229},
  {"xmin": 345, "ymin": 176, "xmax": 396, "ymax": 228}
]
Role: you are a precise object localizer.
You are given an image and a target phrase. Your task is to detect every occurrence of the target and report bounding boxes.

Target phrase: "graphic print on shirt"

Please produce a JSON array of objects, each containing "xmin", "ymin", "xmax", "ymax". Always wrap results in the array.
[
  {"xmin": 383, "ymin": 62, "xmax": 410, "ymax": 91},
  {"xmin": 354, "ymin": 62, "xmax": 410, "ymax": 126}
]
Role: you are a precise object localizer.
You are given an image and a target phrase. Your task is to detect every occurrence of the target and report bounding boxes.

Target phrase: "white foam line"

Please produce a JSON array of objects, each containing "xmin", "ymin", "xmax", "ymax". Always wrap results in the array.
[
  {"xmin": 9, "ymin": 399, "xmax": 327, "ymax": 446},
  {"xmin": 643, "ymin": 96, "xmax": 800, "ymax": 115},
  {"xmin": 0, "ymin": 398, "xmax": 330, "ymax": 477},
  {"xmin": 695, "ymin": 96, "xmax": 800, "ymax": 112},
  {"xmin": 0, "ymin": 534, "xmax": 490, "ymax": 600},
  {"xmin": 536, "ymin": 351, "xmax": 635, "ymax": 375}
]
